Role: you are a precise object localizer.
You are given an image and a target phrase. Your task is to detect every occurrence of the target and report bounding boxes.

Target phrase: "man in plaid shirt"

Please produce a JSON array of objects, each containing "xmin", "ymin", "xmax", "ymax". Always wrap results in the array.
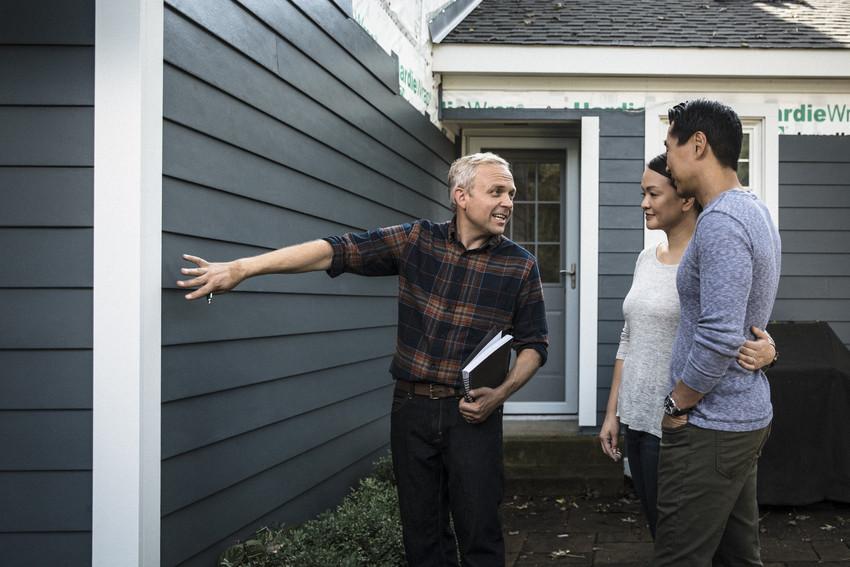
[{"xmin": 178, "ymin": 153, "xmax": 549, "ymax": 566}]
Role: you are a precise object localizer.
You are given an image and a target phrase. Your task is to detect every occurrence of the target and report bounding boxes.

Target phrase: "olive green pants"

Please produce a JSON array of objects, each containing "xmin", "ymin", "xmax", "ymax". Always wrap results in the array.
[{"xmin": 652, "ymin": 423, "xmax": 771, "ymax": 567}]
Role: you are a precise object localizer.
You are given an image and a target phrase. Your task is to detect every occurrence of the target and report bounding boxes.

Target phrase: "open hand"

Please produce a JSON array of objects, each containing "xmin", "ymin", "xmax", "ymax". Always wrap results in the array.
[
  {"xmin": 459, "ymin": 387, "xmax": 505, "ymax": 424},
  {"xmin": 176, "ymin": 254, "xmax": 245, "ymax": 300}
]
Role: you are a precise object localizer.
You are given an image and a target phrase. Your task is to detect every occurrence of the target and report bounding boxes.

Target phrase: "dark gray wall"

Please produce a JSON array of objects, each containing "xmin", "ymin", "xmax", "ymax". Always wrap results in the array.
[
  {"xmin": 0, "ymin": 0, "xmax": 95, "ymax": 565},
  {"xmin": 441, "ymin": 107, "xmax": 645, "ymax": 426},
  {"xmin": 776, "ymin": 135, "xmax": 850, "ymax": 348},
  {"xmin": 160, "ymin": 1, "xmax": 454, "ymax": 565}
]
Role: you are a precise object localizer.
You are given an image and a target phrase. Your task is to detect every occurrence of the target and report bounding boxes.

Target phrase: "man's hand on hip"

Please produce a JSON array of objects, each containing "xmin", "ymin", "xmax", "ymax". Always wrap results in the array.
[{"xmin": 459, "ymin": 387, "xmax": 506, "ymax": 424}]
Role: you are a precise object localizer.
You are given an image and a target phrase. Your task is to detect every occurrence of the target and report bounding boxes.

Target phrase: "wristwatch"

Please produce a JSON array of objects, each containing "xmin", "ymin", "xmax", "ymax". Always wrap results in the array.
[{"xmin": 663, "ymin": 392, "xmax": 692, "ymax": 417}]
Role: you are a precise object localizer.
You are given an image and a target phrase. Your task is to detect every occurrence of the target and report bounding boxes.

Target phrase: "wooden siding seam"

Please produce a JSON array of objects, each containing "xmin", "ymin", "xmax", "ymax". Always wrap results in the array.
[
  {"xmin": 161, "ymin": 413, "xmax": 390, "ymax": 517},
  {"xmin": 164, "ymin": 3, "xmax": 452, "ymax": 169},
  {"xmin": 161, "ymin": 171, "xmax": 417, "ymax": 234},
  {"xmin": 160, "ymin": 277, "xmax": 399, "ymax": 300},
  {"xmin": 161, "ymin": 356, "xmax": 394, "ymax": 406},
  {"xmin": 161, "ymin": 125, "xmax": 442, "ymax": 225},
  {"xmin": 175, "ymin": 442, "xmax": 389, "ymax": 566},
  {"xmin": 161, "ymin": 98, "xmax": 447, "ymax": 211},
  {"xmin": 162, "ymin": 49, "xmax": 447, "ymax": 193}
]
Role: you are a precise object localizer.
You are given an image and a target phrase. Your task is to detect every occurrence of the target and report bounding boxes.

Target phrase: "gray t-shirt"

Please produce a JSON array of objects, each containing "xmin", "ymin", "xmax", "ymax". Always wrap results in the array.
[
  {"xmin": 670, "ymin": 189, "xmax": 781, "ymax": 432},
  {"xmin": 616, "ymin": 245, "xmax": 680, "ymax": 438}
]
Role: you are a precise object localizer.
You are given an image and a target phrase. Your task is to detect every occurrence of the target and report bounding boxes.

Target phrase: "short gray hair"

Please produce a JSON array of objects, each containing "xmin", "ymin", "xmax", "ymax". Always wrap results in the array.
[{"xmin": 447, "ymin": 152, "xmax": 511, "ymax": 210}]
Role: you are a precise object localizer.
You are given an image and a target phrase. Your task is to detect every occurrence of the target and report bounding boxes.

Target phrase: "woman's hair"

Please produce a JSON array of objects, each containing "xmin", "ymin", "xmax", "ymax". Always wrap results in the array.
[
  {"xmin": 646, "ymin": 153, "xmax": 702, "ymax": 213},
  {"xmin": 647, "ymin": 153, "xmax": 674, "ymax": 182}
]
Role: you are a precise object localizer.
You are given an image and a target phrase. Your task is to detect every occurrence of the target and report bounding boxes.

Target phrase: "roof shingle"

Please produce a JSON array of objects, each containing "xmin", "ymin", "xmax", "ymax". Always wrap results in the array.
[{"xmin": 441, "ymin": 0, "xmax": 850, "ymax": 48}]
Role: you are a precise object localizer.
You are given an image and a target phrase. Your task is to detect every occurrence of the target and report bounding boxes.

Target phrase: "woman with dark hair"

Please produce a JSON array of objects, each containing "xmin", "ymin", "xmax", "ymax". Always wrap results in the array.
[{"xmin": 597, "ymin": 153, "xmax": 776, "ymax": 538}]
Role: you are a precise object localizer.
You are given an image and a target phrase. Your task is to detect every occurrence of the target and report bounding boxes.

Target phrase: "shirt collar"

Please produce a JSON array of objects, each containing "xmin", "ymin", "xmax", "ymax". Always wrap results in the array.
[{"xmin": 448, "ymin": 216, "xmax": 503, "ymax": 251}]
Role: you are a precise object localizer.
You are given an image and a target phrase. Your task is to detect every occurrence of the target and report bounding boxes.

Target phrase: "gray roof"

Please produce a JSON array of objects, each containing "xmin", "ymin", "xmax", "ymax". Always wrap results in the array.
[{"xmin": 441, "ymin": 0, "xmax": 850, "ymax": 48}]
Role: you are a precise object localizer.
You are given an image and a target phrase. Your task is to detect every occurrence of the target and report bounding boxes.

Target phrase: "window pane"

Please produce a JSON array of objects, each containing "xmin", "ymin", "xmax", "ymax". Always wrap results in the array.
[
  {"xmin": 537, "ymin": 204, "xmax": 560, "ymax": 242},
  {"xmin": 536, "ymin": 244, "xmax": 561, "ymax": 283},
  {"xmin": 511, "ymin": 162, "xmax": 533, "ymax": 201},
  {"xmin": 740, "ymin": 133, "xmax": 750, "ymax": 160},
  {"xmin": 738, "ymin": 162, "xmax": 750, "ymax": 187},
  {"xmin": 538, "ymin": 163, "xmax": 561, "ymax": 201},
  {"xmin": 510, "ymin": 203, "xmax": 534, "ymax": 242}
]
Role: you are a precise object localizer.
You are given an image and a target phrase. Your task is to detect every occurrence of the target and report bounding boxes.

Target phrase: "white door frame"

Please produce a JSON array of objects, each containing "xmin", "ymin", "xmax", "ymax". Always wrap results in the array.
[{"xmin": 465, "ymin": 134, "xmax": 581, "ymax": 415}]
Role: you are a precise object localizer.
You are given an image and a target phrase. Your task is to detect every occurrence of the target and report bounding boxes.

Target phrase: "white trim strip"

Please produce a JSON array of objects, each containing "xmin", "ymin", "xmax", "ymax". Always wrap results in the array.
[
  {"xmin": 93, "ymin": 0, "xmax": 162, "ymax": 565},
  {"xmin": 433, "ymin": 45, "xmax": 850, "ymax": 78},
  {"xmin": 430, "ymin": 0, "xmax": 483, "ymax": 44},
  {"xmin": 579, "ymin": 117, "xmax": 599, "ymax": 427}
]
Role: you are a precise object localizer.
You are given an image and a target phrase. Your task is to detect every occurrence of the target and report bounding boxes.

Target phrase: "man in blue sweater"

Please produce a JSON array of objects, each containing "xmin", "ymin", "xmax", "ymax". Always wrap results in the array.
[{"xmin": 652, "ymin": 100, "xmax": 781, "ymax": 565}]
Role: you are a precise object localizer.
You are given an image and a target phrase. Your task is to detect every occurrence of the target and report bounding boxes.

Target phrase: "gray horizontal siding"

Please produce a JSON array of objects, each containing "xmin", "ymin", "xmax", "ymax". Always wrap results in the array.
[
  {"xmin": 0, "ymin": 0, "xmax": 94, "ymax": 45},
  {"xmin": 776, "ymin": 135, "xmax": 850, "ymax": 347},
  {"xmin": 597, "ymin": 120, "xmax": 644, "ymax": 425},
  {"xmin": 0, "ymin": 3, "xmax": 93, "ymax": 561},
  {"xmin": 162, "ymin": 385, "xmax": 392, "ymax": 515},
  {"xmin": 163, "ymin": 326, "xmax": 396, "ymax": 400},
  {"xmin": 160, "ymin": 1, "xmax": 454, "ymax": 564},
  {"xmin": 177, "ymin": 445, "xmax": 388, "ymax": 567},
  {"xmin": 163, "ymin": 417, "xmax": 390, "ymax": 566},
  {"xmin": 0, "ymin": 533, "xmax": 91, "ymax": 566}
]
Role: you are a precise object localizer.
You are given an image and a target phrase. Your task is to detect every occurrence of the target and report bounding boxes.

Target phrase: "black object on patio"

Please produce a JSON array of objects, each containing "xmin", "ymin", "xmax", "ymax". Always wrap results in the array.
[{"xmin": 757, "ymin": 321, "xmax": 850, "ymax": 505}]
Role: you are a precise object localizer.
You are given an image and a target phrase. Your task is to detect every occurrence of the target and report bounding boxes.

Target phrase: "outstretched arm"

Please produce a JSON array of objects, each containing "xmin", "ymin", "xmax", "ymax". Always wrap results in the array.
[{"xmin": 176, "ymin": 239, "xmax": 333, "ymax": 300}]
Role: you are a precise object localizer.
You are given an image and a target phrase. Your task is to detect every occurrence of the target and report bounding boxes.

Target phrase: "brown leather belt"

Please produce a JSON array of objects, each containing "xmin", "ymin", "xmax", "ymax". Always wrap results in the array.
[{"xmin": 395, "ymin": 379, "xmax": 463, "ymax": 399}]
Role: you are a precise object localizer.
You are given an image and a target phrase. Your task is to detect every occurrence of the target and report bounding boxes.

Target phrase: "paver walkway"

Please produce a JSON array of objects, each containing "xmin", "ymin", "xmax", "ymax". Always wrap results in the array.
[{"xmin": 502, "ymin": 486, "xmax": 850, "ymax": 566}]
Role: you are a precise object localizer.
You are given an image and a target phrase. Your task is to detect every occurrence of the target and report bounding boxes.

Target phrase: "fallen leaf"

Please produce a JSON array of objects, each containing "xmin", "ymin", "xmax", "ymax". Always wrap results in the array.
[
  {"xmin": 508, "ymin": 530, "xmax": 520, "ymax": 536},
  {"xmin": 556, "ymin": 533, "xmax": 569, "ymax": 538},
  {"xmin": 821, "ymin": 524, "xmax": 836, "ymax": 531},
  {"xmin": 621, "ymin": 516, "xmax": 637, "ymax": 523}
]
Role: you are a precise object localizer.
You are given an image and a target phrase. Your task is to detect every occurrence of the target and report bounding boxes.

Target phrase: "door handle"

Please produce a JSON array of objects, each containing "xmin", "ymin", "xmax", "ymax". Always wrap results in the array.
[{"xmin": 559, "ymin": 263, "xmax": 577, "ymax": 289}]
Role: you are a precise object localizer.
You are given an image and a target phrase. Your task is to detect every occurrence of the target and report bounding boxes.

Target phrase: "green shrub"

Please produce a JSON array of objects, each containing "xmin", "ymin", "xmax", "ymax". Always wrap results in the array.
[{"xmin": 218, "ymin": 457, "xmax": 405, "ymax": 567}]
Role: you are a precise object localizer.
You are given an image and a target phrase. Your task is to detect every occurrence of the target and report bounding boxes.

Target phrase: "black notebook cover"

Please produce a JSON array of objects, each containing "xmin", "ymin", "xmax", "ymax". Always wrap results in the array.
[{"xmin": 461, "ymin": 330, "xmax": 513, "ymax": 395}]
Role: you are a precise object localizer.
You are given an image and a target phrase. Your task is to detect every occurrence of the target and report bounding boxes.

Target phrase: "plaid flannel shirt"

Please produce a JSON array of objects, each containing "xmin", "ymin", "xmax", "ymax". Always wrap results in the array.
[{"xmin": 324, "ymin": 218, "xmax": 548, "ymax": 389}]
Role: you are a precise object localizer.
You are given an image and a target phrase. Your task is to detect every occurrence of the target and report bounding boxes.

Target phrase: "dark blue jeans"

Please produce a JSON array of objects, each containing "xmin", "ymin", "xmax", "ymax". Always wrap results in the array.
[
  {"xmin": 625, "ymin": 426, "xmax": 661, "ymax": 539},
  {"xmin": 390, "ymin": 388, "xmax": 505, "ymax": 567}
]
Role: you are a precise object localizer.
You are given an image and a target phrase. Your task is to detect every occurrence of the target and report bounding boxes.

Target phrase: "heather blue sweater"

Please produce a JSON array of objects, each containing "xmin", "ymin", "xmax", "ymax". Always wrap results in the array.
[{"xmin": 670, "ymin": 189, "xmax": 781, "ymax": 431}]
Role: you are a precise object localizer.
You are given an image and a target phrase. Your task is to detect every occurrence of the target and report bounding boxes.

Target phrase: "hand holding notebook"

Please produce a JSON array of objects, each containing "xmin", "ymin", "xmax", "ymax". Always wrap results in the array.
[{"xmin": 461, "ymin": 329, "xmax": 513, "ymax": 402}]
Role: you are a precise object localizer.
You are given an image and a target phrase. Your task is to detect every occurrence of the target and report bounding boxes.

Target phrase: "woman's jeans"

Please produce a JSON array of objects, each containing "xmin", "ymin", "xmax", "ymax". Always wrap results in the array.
[{"xmin": 625, "ymin": 426, "xmax": 661, "ymax": 539}]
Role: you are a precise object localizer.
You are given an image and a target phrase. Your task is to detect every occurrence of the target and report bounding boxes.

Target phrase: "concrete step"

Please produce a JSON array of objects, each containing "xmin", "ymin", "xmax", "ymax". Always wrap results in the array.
[{"xmin": 503, "ymin": 434, "xmax": 625, "ymax": 496}]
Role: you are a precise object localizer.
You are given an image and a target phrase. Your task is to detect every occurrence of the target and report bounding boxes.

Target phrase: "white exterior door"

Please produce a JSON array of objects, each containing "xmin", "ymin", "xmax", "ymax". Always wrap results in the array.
[{"xmin": 468, "ymin": 137, "xmax": 580, "ymax": 414}]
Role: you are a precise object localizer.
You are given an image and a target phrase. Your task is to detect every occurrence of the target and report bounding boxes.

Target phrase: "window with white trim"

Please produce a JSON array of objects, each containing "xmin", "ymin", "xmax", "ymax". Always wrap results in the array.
[{"xmin": 739, "ymin": 120, "xmax": 763, "ymax": 200}]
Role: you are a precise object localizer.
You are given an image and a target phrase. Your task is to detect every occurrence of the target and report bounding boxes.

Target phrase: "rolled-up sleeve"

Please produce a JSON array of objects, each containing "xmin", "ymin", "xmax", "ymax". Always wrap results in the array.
[
  {"xmin": 324, "ymin": 223, "xmax": 415, "ymax": 278},
  {"xmin": 512, "ymin": 260, "xmax": 549, "ymax": 366}
]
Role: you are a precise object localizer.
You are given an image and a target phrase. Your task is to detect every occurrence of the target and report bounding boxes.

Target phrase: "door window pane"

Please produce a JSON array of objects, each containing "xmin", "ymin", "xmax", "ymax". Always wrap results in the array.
[
  {"xmin": 510, "ymin": 204, "xmax": 534, "ymax": 242},
  {"xmin": 538, "ymin": 163, "xmax": 561, "ymax": 202},
  {"xmin": 537, "ymin": 204, "xmax": 560, "ymax": 242},
  {"xmin": 536, "ymin": 245, "xmax": 560, "ymax": 283},
  {"xmin": 511, "ymin": 162, "xmax": 533, "ymax": 201}
]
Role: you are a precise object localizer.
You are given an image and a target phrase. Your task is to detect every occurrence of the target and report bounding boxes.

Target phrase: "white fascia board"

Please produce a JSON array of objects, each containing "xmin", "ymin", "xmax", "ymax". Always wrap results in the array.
[
  {"xmin": 433, "ymin": 45, "xmax": 850, "ymax": 78},
  {"xmin": 578, "ymin": 116, "xmax": 599, "ymax": 427},
  {"xmin": 93, "ymin": 0, "xmax": 162, "ymax": 565}
]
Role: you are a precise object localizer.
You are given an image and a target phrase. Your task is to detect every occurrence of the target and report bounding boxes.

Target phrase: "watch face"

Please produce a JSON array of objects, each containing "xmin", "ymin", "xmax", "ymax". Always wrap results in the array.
[{"xmin": 663, "ymin": 395, "xmax": 675, "ymax": 416}]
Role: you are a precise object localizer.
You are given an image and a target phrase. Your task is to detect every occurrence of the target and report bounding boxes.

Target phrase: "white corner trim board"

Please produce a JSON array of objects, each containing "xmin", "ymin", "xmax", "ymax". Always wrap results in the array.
[
  {"xmin": 93, "ymin": 1, "xmax": 162, "ymax": 566},
  {"xmin": 433, "ymin": 45, "xmax": 850, "ymax": 78},
  {"xmin": 579, "ymin": 116, "xmax": 600, "ymax": 427}
]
